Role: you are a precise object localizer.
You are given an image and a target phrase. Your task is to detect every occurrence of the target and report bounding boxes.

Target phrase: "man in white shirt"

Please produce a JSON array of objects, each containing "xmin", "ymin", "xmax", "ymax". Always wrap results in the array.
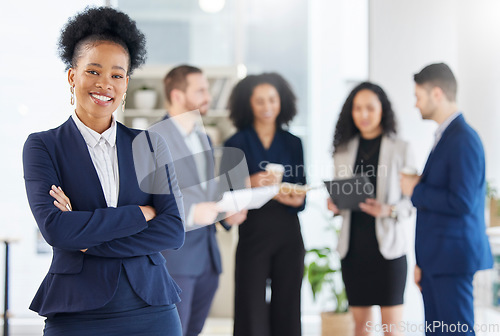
[{"xmin": 152, "ymin": 65, "xmax": 246, "ymax": 336}]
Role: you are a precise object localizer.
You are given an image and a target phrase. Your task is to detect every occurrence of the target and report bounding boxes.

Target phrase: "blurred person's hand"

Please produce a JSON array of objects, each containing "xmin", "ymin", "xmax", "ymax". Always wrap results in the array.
[
  {"xmin": 414, "ymin": 265, "xmax": 422, "ymax": 291},
  {"xmin": 249, "ymin": 171, "xmax": 281, "ymax": 188},
  {"xmin": 193, "ymin": 202, "xmax": 219, "ymax": 225},
  {"xmin": 359, "ymin": 198, "xmax": 390, "ymax": 218},
  {"xmin": 49, "ymin": 185, "xmax": 88, "ymax": 252},
  {"xmin": 50, "ymin": 185, "xmax": 73, "ymax": 212},
  {"xmin": 139, "ymin": 205, "xmax": 157, "ymax": 222},
  {"xmin": 327, "ymin": 198, "xmax": 340, "ymax": 215},
  {"xmin": 224, "ymin": 209, "xmax": 248, "ymax": 226},
  {"xmin": 275, "ymin": 191, "xmax": 305, "ymax": 207},
  {"xmin": 400, "ymin": 173, "xmax": 421, "ymax": 197}
]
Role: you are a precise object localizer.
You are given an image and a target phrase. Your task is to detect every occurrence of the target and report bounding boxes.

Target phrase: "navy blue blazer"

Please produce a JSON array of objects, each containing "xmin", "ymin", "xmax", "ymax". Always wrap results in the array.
[
  {"xmin": 150, "ymin": 116, "xmax": 222, "ymax": 276},
  {"xmin": 23, "ymin": 117, "xmax": 185, "ymax": 317},
  {"xmin": 412, "ymin": 114, "xmax": 493, "ymax": 275}
]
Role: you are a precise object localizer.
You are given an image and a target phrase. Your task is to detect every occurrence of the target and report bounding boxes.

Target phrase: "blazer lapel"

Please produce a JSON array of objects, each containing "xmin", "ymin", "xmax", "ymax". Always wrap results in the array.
[
  {"xmin": 116, "ymin": 123, "xmax": 137, "ymax": 206},
  {"xmin": 198, "ymin": 131, "xmax": 216, "ymax": 193},
  {"xmin": 161, "ymin": 117, "xmax": 200, "ymax": 181},
  {"xmin": 347, "ymin": 136, "xmax": 359, "ymax": 175},
  {"xmin": 420, "ymin": 115, "xmax": 463, "ymax": 181},
  {"xmin": 333, "ymin": 137, "xmax": 358, "ymax": 178},
  {"xmin": 60, "ymin": 117, "xmax": 108, "ymax": 209},
  {"xmin": 150, "ymin": 116, "xmax": 204, "ymax": 193},
  {"xmin": 376, "ymin": 136, "xmax": 391, "ymax": 203},
  {"xmin": 420, "ymin": 149, "xmax": 435, "ymax": 181}
]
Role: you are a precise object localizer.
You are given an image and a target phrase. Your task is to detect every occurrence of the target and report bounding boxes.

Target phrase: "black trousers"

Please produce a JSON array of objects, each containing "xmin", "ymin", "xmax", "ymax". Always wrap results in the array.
[{"xmin": 233, "ymin": 201, "xmax": 305, "ymax": 336}]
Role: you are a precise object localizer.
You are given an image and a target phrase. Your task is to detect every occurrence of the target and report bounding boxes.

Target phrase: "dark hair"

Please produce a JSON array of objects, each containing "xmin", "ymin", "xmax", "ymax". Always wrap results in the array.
[
  {"xmin": 333, "ymin": 82, "xmax": 397, "ymax": 152},
  {"xmin": 163, "ymin": 65, "xmax": 203, "ymax": 104},
  {"xmin": 414, "ymin": 63, "xmax": 457, "ymax": 101},
  {"xmin": 58, "ymin": 6, "xmax": 146, "ymax": 74},
  {"xmin": 228, "ymin": 73, "xmax": 297, "ymax": 130}
]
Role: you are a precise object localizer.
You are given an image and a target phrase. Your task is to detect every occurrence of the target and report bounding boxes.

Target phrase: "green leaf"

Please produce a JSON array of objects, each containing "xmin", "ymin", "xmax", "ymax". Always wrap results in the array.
[{"xmin": 305, "ymin": 241, "xmax": 348, "ymax": 309}]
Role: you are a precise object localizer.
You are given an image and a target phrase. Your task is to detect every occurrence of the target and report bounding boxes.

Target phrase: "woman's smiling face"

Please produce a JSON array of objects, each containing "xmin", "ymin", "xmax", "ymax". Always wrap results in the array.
[
  {"xmin": 250, "ymin": 83, "xmax": 281, "ymax": 126},
  {"xmin": 351, "ymin": 89, "xmax": 383, "ymax": 138},
  {"xmin": 68, "ymin": 41, "xmax": 129, "ymax": 125}
]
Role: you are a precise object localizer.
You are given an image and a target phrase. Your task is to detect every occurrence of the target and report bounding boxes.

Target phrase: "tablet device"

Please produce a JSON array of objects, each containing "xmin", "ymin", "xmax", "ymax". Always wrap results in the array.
[{"xmin": 324, "ymin": 176, "xmax": 375, "ymax": 210}]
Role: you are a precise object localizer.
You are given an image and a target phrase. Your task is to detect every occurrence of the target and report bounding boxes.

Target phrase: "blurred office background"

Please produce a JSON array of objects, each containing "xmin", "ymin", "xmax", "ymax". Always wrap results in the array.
[{"xmin": 0, "ymin": 0, "xmax": 499, "ymax": 335}]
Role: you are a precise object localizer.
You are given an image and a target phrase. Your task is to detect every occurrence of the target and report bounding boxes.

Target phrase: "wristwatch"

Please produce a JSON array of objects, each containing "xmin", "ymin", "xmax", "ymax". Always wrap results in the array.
[{"xmin": 389, "ymin": 205, "xmax": 398, "ymax": 220}]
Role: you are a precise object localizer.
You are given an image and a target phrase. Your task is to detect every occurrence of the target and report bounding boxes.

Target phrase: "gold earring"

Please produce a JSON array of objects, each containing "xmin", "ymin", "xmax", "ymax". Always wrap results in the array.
[
  {"xmin": 122, "ymin": 93, "xmax": 127, "ymax": 113},
  {"xmin": 70, "ymin": 86, "xmax": 75, "ymax": 105}
]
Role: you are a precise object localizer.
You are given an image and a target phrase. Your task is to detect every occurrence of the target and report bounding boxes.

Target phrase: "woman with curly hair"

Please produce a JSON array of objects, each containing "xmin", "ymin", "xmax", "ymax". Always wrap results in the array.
[
  {"xmin": 224, "ymin": 73, "xmax": 306, "ymax": 336},
  {"xmin": 22, "ymin": 7, "xmax": 184, "ymax": 335},
  {"xmin": 327, "ymin": 82, "xmax": 414, "ymax": 336}
]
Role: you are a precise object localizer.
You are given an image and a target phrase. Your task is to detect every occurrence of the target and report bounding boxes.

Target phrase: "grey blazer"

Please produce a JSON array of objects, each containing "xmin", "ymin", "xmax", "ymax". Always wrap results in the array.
[
  {"xmin": 150, "ymin": 116, "xmax": 223, "ymax": 276},
  {"xmin": 333, "ymin": 135, "xmax": 415, "ymax": 260}
]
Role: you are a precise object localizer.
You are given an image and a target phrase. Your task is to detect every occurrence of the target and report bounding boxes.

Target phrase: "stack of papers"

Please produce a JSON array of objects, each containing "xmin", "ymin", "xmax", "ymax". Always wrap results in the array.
[{"xmin": 216, "ymin": 185, "xmax": 279, "ymax": 212}]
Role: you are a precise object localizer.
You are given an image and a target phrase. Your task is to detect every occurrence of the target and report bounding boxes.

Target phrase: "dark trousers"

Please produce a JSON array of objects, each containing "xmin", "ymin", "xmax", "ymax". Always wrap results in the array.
[
  {"xmin": 172, "ymin": 264, "xmax": 219, "ymax": 336},
  {"xmin": 233, "ymin": 231, "xmax": 305, "ymax": 336},
  {"xmin": 421, "ymin": 271, "xmax": 475, "ymax": 336},
  {"xmin": 44, "ymin": 271, "xmax": 182, "ymax": 336}
]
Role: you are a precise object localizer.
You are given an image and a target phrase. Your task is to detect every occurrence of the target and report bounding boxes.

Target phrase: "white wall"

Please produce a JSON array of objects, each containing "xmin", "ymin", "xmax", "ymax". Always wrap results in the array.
[
  {"xmin": 370, "ymin": 0, "xmax": 500, "ymax": 188},
  {"xmin": 0, "ymin": 0, "xmax": 103, "ymax": 319},
  {"xmin": 370, "ymin": 0, "xmax": 458, "ymax": 170},
  {"xmin": 456, "ymin": 0, "xmax": 500, "ymax": 188},
  {"xmin": 370, "ymin": 0, "xmax": 500, "ymax": 331},
  {"xmin": 301, "ymin": 0, "xmax": 369, "ymax": 315}
]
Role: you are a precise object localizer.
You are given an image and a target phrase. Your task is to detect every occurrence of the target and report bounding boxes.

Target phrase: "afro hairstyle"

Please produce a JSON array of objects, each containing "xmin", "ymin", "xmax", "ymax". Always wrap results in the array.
[
  {"xmin": 228, "ymin": 73, "xmax": 298, "ymax": 131},
  {"xmin": 58, "ymin": 6, "xmax": 146, "ymax": 74}
]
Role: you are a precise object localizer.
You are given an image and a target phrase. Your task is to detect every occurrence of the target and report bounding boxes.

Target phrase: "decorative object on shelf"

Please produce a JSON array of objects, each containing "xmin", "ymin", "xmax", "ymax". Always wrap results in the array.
[
  {"xmin": 134, "ymin": 86, "xmax": 157, "ymax": 109},
  {"xmin": 304, "ymin": 215, "xmax": 354, "ymax": 336},
  {"xmin": 131, "ymin": 117, "xmax": 149, "ymax": 130},
  {"xmin": 119, "ymin": 65, "xmax": 237, "ymax": 136}
]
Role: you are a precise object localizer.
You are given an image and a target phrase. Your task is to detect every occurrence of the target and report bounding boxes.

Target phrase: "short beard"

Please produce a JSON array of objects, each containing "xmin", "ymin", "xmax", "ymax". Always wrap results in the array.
[
  {"xmin": 421, "ymin": 103, "xmax": 437, "ymax": 120},
  {"xmin": 185, "ymin": 101, "xmax": 208, "ymax": 116}
]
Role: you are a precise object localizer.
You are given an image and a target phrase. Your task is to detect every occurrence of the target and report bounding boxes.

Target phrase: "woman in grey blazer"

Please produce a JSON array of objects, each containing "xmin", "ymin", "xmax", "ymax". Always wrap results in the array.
[{"xmin": 327, "ymin": 82, "xmax": 414, "ymax": 336}]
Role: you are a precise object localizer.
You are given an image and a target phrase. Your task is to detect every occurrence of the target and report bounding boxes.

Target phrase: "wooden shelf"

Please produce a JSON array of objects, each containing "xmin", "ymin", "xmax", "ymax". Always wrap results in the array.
[
  {"xmin": 123, "ymin": 109, "xmax": 165, "ymax": 118},
  {"xmin": 118, "ymin": 65, "xmax": 238, "ymax": 143}
]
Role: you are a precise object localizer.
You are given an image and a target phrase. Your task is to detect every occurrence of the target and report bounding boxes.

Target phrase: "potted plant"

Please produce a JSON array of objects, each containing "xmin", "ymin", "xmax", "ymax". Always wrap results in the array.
[
  {"xmin": 487, "ymin": 181, "xmax": 500, "ymax": 227},
  {"xmin": 304, "ymin": 216, "xmax": 354, "ymax": 336},
  {"xmin": 134, "ymin": 85, "xmax": 157, "ymax": 109}
]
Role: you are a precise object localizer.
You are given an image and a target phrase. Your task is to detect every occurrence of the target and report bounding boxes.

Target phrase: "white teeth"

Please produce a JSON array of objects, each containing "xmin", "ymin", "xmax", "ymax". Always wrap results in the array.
[{"xmin": 91, "ymin": 94, "xmax": 112, "ymax": 102}]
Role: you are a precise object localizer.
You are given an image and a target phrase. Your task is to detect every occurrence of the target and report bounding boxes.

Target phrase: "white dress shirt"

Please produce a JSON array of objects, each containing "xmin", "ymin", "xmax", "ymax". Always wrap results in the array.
[
  {"xmin": 432, "ymin": 111, "xmax": 461, "ymax": 151},
  {"xmin": 170, "ymin": 118, "xmax": 208, "ymax": 227},
  {"xmin": 72, "ymin": 112, "xmax": 119, "ymax": 207},
  {"xmin": 170, "ymin": 118, "xmax": 207, "ymax": 189}
]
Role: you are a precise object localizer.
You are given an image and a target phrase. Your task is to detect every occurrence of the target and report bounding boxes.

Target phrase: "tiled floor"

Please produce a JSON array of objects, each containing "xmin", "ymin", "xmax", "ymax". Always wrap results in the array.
[
  {"xmin": 201, "ymin": 308, "xmax": 500, "ymax": 336},
  {"xmin": 200, "ymin": 316, "xmax": 322, "ymax": 336},
  {"xmin": 5, "ymin": 308, "xmax": 500, "ymax": 336},
  {"xmin": 2, "ymin": 315, "xmax": 322, "ymax": 336}
]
